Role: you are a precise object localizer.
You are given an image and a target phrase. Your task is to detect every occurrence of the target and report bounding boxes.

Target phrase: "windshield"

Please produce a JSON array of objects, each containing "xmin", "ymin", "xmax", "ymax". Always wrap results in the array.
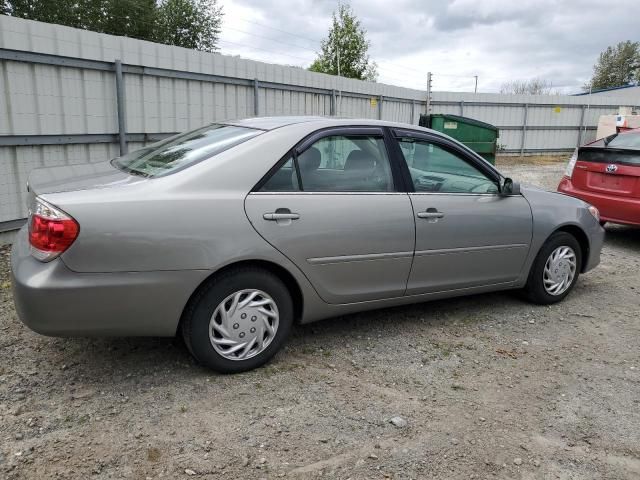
[
  {"xmin": 607, "ymin": 132, "xmax": 640, "ymax": 150},
  {"xmin": 112, "ymin": 124, "xmax": 262, "ymax": 177}
]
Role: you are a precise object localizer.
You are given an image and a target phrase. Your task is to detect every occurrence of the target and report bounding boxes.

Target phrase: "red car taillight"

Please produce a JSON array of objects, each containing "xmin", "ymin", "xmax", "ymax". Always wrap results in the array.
[{"xmin": 28, "ymin": 197, "xmax": 79, "ymax": 262}]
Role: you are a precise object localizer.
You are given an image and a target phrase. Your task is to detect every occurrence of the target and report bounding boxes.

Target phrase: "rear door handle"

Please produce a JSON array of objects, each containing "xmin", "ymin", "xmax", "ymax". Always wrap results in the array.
[
  {"xmin": 263, "ymin": 212, "xmax": 300, "ymax": 221},
  {"xmin": 417, "ymin": 209, "xmax": 444, "ymax": 219}
]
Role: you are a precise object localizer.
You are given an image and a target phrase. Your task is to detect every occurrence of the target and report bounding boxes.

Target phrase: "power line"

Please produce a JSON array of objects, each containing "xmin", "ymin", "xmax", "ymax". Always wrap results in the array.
[
  {"xmin": 223, "ymin": 25, "xmax": 317, "ymax": 52},
  {"xmin": 218, "ymin": 39, "xmax": 313, "ymax": 64},
  {"xmin": 230, "ymin": 17, "xmax": 322, "ymax": 46}
]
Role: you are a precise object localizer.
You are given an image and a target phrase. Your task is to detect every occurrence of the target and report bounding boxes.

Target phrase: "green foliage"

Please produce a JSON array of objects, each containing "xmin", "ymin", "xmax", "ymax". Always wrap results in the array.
[
  {"xmin": 1, "ymin": 0, "xmax": 222, "ymax": 52},
  {"xmin": 155, "ymin": 0, "xmax": 222, "ymax": 52},
  {"xmin": 97, "ymin": 0, "xmax": 158, "ymax": 40},
  {"xmin": 585, "ymin": 41, "xmax": 640, "ymax": 91},
  {"xmin": 3, "ymin": 0, "xmax": 85, "ymax": 27},
  {"xmin": 309, "ymin": 4, "xmax": 377, "ymax": 82}
]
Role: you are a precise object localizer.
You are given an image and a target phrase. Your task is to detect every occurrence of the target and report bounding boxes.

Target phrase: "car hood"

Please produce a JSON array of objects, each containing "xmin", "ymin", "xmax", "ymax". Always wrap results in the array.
[{"xmin": 28, "ymin": 161, "xmax": 144, "ymax": 195}]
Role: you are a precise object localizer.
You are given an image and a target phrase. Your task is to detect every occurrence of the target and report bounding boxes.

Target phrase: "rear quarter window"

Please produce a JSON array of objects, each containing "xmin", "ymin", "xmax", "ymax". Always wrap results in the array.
[{"xmin": 112, "ymin": 124, "xmax": 261, "ymax": 177}]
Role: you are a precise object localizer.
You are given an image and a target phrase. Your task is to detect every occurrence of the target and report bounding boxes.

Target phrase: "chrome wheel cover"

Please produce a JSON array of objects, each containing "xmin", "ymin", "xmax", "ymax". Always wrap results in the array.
[
  {"xmin": 209, "ymin": 289, "xmax": 279, "ymax": 361},
  {"xmin": 543, "ymin": 246, "xmax": 577, "ymax": 296}
]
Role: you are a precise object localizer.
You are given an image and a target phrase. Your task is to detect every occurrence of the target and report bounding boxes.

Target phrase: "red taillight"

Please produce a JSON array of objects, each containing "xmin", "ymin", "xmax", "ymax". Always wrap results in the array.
[{"xmin": 28, "ymin": 198, "xmax": 79, "ymax": 262}]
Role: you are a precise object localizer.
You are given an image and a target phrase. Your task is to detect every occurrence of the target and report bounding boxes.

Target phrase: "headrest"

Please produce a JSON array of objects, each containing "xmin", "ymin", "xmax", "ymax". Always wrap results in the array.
[
  {"xmin": 298, "ymin": 147, "xmax": 321, "ymax": 172},
  {"xmin": 344, "ymin": 150, "xmax": 375, "ymax": 171}
]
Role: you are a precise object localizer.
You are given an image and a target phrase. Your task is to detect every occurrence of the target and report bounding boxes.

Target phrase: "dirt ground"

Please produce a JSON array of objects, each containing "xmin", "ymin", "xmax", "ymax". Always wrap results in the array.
[{"xmin": 1, "ymin": 159, "xmax": 640, "ymax": 480}]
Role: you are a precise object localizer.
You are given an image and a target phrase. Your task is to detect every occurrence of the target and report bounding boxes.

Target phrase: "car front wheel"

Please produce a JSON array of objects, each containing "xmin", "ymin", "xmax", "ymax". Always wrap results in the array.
[
  {"xmin": 181, "ymin": 267, "xmax": 293, "ymax": 373},
  {"xmin": 523, "ymin": 232, "xmax": 582, "ymax": 304}
]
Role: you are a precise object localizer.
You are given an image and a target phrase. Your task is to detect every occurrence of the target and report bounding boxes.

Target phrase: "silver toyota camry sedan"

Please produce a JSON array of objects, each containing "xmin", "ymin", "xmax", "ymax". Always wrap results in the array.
[{"xmin": 11, "ymin": 116, "xmax": 604, "ymax": 373}]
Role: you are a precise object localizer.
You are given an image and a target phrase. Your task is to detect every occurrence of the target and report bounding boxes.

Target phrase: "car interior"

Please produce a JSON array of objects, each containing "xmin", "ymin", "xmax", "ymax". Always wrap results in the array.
[
  {"xmin": 259, "ymin": 134, "xmax": 499, "ymax": 194},
  {"xmin": 399, "ymin": 139, "xmax": 499, "ymax": 194},
  {"xmin": 259, "ymin": 135, "xmax": 394, "ymax": 192}
]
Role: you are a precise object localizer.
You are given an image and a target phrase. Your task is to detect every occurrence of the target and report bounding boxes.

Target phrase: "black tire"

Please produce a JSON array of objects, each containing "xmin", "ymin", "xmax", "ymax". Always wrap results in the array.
[
  {"xmin": 523, "ymin": 232, "xmax": 582, "ymax": 305},
  {"xmin": 181, "ymin": 267, "xmax": 294, "ymax": 373}
]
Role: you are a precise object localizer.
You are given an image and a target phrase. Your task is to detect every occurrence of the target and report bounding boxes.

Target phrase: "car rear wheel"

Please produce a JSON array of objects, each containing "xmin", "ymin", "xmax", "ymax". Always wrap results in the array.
[
  {"xmin": 523, "ymin": 232, "xmax": 582, "ymax": 304},
  {"xmin": 181, "ymin": 268, "xmax": 293, "ymax": 373}
]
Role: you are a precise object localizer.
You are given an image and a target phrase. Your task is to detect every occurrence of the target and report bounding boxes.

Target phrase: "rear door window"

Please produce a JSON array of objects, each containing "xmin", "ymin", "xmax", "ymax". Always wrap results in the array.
[
  {"xmin": 112, "ymin": 124, "xmax": 261, "ymax": 177},
  {"xmin": 259, "ymin": 134, "xmax": 394, "ymax": 192}
]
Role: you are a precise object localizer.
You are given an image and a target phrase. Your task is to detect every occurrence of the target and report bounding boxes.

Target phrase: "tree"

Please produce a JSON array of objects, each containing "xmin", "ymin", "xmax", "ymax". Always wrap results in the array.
[
  {"xmin": 95, "ymin": 0, "xmax": 158, "ymax": 41},
  {"xmin": 584, "ymin": 41, "xmax": 640, "ymax": 91},
  {"xmin": 155, "ymin": 0, "xmax": 222, "ymax": 52},
  {"xmin": 499, "ymin": 78, "xmax": 557, "ymax": 95},
  {"xmin": 2, "ymin": 0, "xmax": 89, "ymax": 29},
  {"xmin": 309, "ymin": 4, "xmax": 377, "ymax": 81},
  {"xmin": 1, "ymin": 0, "xmax": 223, "ymax": 52}
]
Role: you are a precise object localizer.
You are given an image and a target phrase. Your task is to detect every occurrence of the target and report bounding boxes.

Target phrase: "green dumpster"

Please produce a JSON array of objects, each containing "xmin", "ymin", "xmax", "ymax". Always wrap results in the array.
[{"xmin": 419, "ymin": 113, "xmax": 499, "ymax": 165}]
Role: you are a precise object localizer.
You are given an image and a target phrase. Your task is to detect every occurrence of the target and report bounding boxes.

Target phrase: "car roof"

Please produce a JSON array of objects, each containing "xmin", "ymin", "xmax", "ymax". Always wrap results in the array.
[
  {"xmin": 222, "ymin": 116, "xmax": 434, "ymax": 133},
  {"xmin": 224, "ymin": 116, "xmax": 327, "ymax": 130}
]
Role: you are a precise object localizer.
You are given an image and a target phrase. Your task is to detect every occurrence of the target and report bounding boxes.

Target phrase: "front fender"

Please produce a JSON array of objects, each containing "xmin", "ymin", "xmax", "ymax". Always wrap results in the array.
[{"xmin": 518, "ymin": 186, "xmax": 603, "ymax": 283}]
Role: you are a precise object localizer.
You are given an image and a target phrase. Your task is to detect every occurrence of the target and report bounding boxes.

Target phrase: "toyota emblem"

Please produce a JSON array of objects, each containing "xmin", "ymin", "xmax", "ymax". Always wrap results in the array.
[{"xmin": 606, "ymin": 164, "xmax": 618, "ymax": 173}]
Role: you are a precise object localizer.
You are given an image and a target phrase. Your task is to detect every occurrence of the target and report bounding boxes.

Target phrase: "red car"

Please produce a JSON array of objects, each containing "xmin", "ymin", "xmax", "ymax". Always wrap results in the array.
[{"xmin": 558, "ymin": 129, "xmax": 640, "ymax": 226}]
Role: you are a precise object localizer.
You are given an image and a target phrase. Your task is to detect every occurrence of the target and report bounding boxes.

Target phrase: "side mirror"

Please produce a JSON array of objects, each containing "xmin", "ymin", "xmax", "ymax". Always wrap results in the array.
[{"xmin": 500, "ymin": 177, "xmax": 521, "ymax": 196}]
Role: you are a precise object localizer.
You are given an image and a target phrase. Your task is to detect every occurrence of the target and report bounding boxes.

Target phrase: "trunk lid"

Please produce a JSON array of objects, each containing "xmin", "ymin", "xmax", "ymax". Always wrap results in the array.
[
  {"xmin": 28, "ymin": 161, "xmax": 145, "ymax": 196},
  {"xmin": 571, "ymin": 146, "xmax": 640, "ymax": 198}
]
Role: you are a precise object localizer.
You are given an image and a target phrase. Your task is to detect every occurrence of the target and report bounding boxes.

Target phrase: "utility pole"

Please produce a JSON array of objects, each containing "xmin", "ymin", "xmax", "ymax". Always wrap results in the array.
[
  {"xmin": 336, "ymin": 41, "xmax": 342, "ymax": 116},
  {"xmin": 334, "ymin": 0, "xmax": 342, "ymax": 116},
  {"xmin": 474, "ymin": 75, "xmax": 478, "ymax": 93},
  {"xmin": 426, "ymin": 71, "xmax": 432, "ymax": 115}
]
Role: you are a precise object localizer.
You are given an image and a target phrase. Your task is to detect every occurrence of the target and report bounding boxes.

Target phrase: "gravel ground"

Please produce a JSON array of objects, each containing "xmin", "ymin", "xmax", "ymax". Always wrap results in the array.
[{"xmin": 1, "ymin": 160, "xmax": 640, "ymax": 479}]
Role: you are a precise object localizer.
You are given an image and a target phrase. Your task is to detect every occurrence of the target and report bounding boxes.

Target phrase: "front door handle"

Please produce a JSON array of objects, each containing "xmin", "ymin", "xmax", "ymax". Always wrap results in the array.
[
  {"xmin": 263, "ymin": 208, "xmax": 300, "ymax": 224},
  {"xmin": 417, "ymin": 208, "xmax": 444, "ymax": 221},
  {"xmin": 263, "ymin": 212, "xmax": 300, "ymax": 221}
]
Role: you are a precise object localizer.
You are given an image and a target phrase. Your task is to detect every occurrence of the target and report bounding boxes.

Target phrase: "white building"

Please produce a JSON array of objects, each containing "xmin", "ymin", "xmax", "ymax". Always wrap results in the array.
[{"xmin": 574, "ymin": 85, "xmax": 640, "ymax": 105}]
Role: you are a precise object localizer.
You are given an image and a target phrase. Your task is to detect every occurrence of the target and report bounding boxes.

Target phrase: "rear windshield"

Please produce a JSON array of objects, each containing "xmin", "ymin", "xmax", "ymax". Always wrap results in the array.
[
  {"xmin": 112, "ymin": 124, "xmax": 261, "ymax": 177},
  {"xmin": 579, "ymin": 147, "xmax": 640, "ymax": 166},
  {"xmin": 607, "ymin": 132, "xmax": 640, "ymax": 149}
]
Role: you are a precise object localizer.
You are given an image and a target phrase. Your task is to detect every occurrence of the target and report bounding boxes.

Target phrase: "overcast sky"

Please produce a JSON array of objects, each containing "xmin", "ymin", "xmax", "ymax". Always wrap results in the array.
[{"xmin": 218, "ymin": 0, "xmax": 638, "ymax": 94}]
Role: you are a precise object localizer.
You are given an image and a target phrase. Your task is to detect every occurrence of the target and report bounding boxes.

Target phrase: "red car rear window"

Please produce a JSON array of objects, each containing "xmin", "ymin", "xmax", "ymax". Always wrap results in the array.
[
  {"xmin": 607, "ymin": 132, "xmax": 640, "ymax": 149},
  {"xmin": 579, "ymin": 148, "xmax": 640, "ymax": 166}
]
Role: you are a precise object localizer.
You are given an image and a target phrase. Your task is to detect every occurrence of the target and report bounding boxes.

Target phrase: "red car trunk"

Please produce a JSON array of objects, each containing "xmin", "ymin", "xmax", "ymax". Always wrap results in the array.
[{"xmin": 558, "ymin": 131, "xmax": 640, "ymax": 226}]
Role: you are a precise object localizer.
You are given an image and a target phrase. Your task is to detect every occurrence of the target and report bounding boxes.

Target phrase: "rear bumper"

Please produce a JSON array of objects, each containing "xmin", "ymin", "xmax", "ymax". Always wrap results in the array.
[
  {"xmin": 558, "ymin": 177, "xmax": 640, "ymax": 226},
  {"xmin": 10, "ymin": 227, "xmax": 209, "ymax": 337}
]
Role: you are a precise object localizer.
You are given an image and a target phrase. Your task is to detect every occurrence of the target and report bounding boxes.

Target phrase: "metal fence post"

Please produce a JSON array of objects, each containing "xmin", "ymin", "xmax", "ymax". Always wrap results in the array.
[
  {"xmin": 460, "ymin": 100, "xmax": 464, "ymax": 116},
  {"xmin": 577, "ymin": 104, "xmax": 586, "ymax": 147},
  {"xmin": 411, "ymin": 100, "xmax": 416, "ymax": 124},
  {"xmin": 114, "ymin": 59, "xmax": 127, "ymax": 155},
  {"xmin": 426, "ymin": 72, "xmax": 432, "ymax": 115},
  {"xmin": 520, "ymin": 103, "xmax": 529, "ymax": 157},
  {"xmin": 378, "ymin": 95, "xmax": 383, "ymax": 120},
  {"xmin": 253, "ymin": 79, "xmax": 260, "ymax": 116},
  {"xmin": 330, "ymin": 90, "xmax": 336, "ymax": 116}
]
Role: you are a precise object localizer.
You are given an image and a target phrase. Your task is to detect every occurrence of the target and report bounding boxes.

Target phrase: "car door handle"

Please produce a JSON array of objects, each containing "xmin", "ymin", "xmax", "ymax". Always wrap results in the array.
[
  {"xmin": 263, "ymin": 212, "xmax": 300, "ymax": 221},
  {"xmin": 417, "ymin": 211, "xmax": 444, "ymax": 219}
]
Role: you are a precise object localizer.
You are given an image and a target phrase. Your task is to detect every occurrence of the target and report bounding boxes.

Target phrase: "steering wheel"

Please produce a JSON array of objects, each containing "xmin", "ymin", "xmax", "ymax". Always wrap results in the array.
[
  {"xmin": 469, "ymin": 181, "xmax": 496, "ymax": 193},
  {"xmin": 416, "ymin": 175, "xmax": 442, "ymax": 192}
]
